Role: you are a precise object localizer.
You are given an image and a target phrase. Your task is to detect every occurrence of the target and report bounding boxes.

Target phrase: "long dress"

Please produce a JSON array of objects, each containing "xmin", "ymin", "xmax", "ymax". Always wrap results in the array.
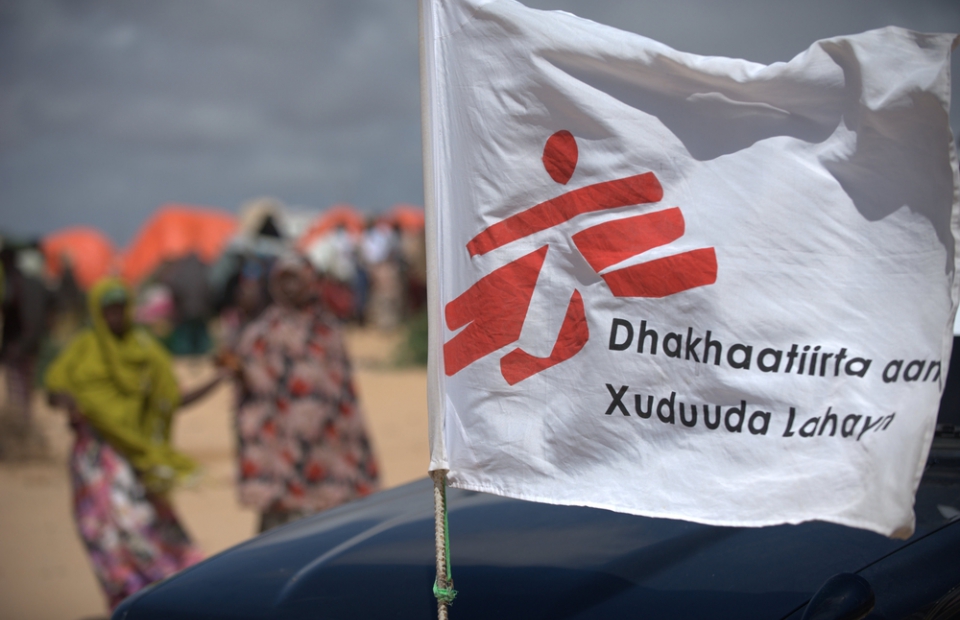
[
  {"xmin": 70, "ymin": 419, "xmax": 202, "ymax": 609},
  {"xmin": 45, "ymin": 278, "xmax": 202, "ymax": 609},
  {"xmin": 233, "ymin": 303, "xmax": 380, "ymax": 529}
]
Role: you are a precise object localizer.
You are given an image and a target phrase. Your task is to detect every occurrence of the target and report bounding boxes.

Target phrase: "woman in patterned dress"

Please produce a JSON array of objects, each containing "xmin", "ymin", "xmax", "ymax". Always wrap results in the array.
[
  {"xmin": 45, "ymin": 278, "xmax": 226, "ymax": 609},
  {"xmin": 226, "ymin": 253, "xmax": 380, "ymax": 532}
]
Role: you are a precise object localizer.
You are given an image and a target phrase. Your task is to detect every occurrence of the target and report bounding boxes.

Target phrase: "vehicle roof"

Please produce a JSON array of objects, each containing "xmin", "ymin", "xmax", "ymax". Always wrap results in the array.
[{"xmin": 115, "ymin": 457, "xmax": 960, "ymax": 620}]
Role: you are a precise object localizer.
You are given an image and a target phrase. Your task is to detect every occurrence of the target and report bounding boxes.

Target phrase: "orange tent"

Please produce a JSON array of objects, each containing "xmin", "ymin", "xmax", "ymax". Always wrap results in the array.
[
  {"xmin": 297, "ymin": 204, "xmax": 367, "ymax": 250},
  {"xmin": 42, "ymin": 227, "xmax": 117, "ymax": 290},
  {"xmin": 121, "ymin": 204, "xmax": 239, "ymax": 284},
  {"xmin": 384, "ymin": 204, "xmax": 425, "ymax": 231}
]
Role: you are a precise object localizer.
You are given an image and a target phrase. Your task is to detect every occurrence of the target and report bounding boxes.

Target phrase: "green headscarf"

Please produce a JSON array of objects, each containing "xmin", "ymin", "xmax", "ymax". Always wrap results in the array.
[{"xmin": 45, "ymin": 277, "xmax": 195, "ymax": 493}]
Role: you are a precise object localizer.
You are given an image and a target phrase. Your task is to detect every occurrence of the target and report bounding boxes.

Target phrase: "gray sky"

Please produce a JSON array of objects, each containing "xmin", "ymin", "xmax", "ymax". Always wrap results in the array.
[{"xmin": 0, "ymin": 0, "xmax": 958, "ymax": 245}]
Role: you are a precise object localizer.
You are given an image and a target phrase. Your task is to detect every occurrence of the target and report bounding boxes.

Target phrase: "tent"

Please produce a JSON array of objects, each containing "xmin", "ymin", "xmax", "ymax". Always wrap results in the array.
[
  {"xmin": 296, "ymin": 204, "xmax": 367, "ymax": 251},
  {"xmin": 121, "ymin": 204, "xmax": 238, "ymax": 284},
  {"xmin": 383, "ymin": 204, "xmax": 425, "ymax": 231},
  {"xmin": 41, "ymin": 227, "xmax": 116, "ymax": 290}
]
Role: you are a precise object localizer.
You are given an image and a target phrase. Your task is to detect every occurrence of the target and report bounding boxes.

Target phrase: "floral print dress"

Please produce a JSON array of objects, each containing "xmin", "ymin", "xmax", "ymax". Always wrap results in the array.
[
  {"xmin": 234, "ymin": 305, "xmax": 379, "ymax": 517},
  {"xmin": 70, "ymin": 420, "xmax": 202, "ymax": 610}
]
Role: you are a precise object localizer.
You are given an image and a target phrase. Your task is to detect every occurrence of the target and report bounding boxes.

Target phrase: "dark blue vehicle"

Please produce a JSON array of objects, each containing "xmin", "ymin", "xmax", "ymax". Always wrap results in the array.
[{"xmin": 114, "ymin": 345, "xmax": 960, "ymax": 620}]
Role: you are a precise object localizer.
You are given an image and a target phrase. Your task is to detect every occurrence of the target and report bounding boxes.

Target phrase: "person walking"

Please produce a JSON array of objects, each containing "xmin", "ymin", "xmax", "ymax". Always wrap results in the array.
[
  {"xmin": 224, "ymin": 253, "xmax": 380, "ymax": 532},
  {"xmin": 0, "ymin": 245, "xmax": 50, "ymax": 456},
  {"xmin": 157, "ymin": 253, "xmax": 214, "ymax": 356},
  {"xmin": 45, "ymin": 277, "xmax": 226, "ymax": 610},
  {"xmin": 361, "ymin": 221, "xmax": 404, "ymax": 329}
]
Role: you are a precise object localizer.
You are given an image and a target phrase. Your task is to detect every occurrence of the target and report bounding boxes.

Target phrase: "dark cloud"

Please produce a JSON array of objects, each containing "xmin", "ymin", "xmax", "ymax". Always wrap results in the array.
[
  {"xmin": 0, "ymin": 0, "xmax": 422, "ymax": 243},
  {"xmin": 0, "ymin": 0, "xmax": 957, "ymax": 244}
]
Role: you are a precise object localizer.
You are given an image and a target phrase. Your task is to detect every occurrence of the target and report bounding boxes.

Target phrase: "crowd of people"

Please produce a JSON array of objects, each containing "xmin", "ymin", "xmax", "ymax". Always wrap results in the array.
[{"xmin": 0, "ymin": 205, "xmax": 426, "ymax": 610}]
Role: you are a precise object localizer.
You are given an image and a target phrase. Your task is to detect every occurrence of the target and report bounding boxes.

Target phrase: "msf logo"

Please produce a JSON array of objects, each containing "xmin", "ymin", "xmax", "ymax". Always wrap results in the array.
[{"xmin": 443, "ymin": 130, "xmax": 718, "ymax": 385}]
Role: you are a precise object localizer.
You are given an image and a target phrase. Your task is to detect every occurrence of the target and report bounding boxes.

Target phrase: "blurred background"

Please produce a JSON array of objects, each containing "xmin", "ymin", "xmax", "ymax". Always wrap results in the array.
[{"xmin": 0, "ymin": 0, "xmax": 958, "ymax": 618}]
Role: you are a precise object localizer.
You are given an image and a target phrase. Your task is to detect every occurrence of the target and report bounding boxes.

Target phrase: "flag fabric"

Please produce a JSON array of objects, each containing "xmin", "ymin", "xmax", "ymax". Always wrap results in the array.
[{"xmin": 421, "ymin": 0, "xmax": 960, "ymax": 537}]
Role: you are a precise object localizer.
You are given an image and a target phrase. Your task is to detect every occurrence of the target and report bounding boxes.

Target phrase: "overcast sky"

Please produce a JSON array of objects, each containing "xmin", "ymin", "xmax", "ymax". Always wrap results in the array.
[{"xmin": 0, "ymin": 0, "xmax": 958, "ymax": 245}]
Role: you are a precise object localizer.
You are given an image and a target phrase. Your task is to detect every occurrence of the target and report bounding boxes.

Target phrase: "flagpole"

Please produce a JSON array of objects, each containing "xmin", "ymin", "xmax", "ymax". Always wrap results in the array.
[
  {"xmin": 417, "ymin": 0, "xmax": 443, "ymax": 465},
  {"xmin": 420, "ymin": 0, "xmax": 454, "ymax": 617}
]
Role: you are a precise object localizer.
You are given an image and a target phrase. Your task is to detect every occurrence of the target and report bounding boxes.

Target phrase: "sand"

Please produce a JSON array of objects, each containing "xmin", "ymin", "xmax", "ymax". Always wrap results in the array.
[{"xmin": 0, "ymin": 328, "xmax": 429, "ymax": 620}]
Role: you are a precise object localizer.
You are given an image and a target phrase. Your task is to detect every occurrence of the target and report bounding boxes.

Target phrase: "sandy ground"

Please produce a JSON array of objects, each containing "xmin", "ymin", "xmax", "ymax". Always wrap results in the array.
[{"xmin": 0, "ymin": 328, "xmax": 429, "ymax": 620}]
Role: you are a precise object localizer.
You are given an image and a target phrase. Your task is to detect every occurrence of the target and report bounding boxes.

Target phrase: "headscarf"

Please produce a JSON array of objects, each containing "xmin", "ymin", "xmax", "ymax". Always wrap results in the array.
[
  {"xmin": 269, "ymin": 253, "xmax": 317, "ymax": 309},
  {"xmin": 45, "ymin": 277, "xmax": 194, "ymax": 493}
]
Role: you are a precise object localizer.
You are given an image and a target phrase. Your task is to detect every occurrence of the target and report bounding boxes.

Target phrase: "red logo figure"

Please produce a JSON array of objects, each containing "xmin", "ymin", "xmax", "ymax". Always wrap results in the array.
[{"xmin": 444, "ymin": 130, "xmax": 717, "ymax": 384}]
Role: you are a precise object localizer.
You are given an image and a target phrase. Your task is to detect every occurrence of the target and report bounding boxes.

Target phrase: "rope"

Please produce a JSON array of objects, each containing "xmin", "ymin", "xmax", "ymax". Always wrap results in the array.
[{"xmin": 432, "ymin": 469, "xmax": 457, "ymax": 618}]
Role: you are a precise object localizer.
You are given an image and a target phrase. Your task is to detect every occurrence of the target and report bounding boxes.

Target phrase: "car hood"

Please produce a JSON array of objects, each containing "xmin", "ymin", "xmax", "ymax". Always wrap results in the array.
[{"xmin": 115, "ymin": 478, "xmax": 942, "ymax": 620}]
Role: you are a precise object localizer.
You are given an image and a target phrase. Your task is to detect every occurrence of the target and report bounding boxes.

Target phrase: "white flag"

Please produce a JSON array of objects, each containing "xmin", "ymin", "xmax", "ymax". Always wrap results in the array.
[{"xmin": 421, "ymin": 0, "xmax": 960, "ymax": 537}]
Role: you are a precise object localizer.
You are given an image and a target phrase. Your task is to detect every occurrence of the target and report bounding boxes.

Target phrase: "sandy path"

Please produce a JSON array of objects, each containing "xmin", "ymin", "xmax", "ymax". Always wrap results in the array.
[{"xmin": 0, "ymin": 328, "xmax": 428, "ymax": 620}]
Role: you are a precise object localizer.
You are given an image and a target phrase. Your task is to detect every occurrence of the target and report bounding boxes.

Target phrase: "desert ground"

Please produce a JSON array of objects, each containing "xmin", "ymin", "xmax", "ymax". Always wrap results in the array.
[{"xmin": 0, "ymin": 328, "xmax": 429, "ymax": 620}]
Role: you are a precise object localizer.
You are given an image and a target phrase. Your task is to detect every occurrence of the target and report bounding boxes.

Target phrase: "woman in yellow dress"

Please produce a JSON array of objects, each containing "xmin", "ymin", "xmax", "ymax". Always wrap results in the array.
[{"xmin": 45, "ymin": 277, "xmax": 226, "ymax": 609}]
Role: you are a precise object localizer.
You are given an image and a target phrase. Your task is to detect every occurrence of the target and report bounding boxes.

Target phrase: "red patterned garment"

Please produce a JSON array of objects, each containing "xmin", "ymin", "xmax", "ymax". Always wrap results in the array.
[
  {"xmin": 233, "ymin": 304, "xmax": 379, "ymax": 515},
  {"xmin": 70, "ymin": 420, "xmax": 202, "ymax": 610}
]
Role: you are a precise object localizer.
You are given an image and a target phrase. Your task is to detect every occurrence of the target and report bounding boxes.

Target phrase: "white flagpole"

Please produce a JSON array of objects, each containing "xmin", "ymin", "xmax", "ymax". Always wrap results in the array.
[
  {"xmin": 418, "ymin": 0, "xmax": 444, "ymax": 470},
  {"xmin": 420, "ymin": 0, "xmax": 453, "ymax": 618}
]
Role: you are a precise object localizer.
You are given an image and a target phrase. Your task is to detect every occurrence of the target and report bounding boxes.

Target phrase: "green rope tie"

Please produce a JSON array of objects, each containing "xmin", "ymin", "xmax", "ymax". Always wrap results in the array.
[
  {"xmin": 434, "ymin": 474, "xmax": 457, "ymax": 606},
  {"xmin": 433, "ymin": 581, "xmax": 457, "ymax": 605}
]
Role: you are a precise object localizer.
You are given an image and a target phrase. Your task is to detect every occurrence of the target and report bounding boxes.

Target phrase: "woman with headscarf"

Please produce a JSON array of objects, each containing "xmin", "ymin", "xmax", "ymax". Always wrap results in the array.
[
  {"xmin": 224, "ymin": 253, "xmax": 379, "ymax": 532},
  {"xmin": 45, "ymin": 277, "xmax": 226, "ymax": 610}
]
